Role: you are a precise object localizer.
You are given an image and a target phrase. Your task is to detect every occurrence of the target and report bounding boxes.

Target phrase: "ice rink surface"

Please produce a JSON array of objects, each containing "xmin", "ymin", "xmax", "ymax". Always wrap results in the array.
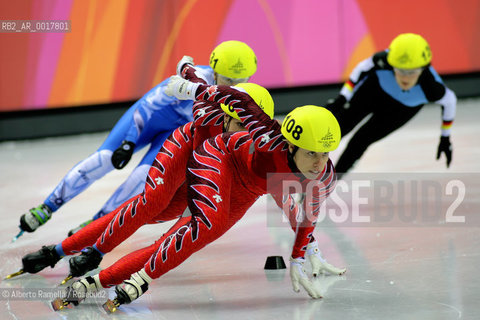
[{"xmin": 0, "ymin": 99, "xmax": 479, "ymax": 319}]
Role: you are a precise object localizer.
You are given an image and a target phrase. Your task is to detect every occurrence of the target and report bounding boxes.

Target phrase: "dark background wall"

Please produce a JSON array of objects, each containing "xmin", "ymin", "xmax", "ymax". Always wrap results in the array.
[{"xmin": 1, "ymin": 72, "xmax": 479, "ymax": 142}]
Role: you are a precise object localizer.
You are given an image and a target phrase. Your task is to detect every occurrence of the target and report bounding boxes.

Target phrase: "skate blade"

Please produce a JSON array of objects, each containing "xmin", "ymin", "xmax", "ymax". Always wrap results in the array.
[
  {"xmin": 51, "ymin": 298, "xmax": 73, "ymax": 311},
  {"xmin": 4, "ymin": 269, "xmax": 24, "ymax": 280},
  {"xmin": 60, "ymin": 275, "xmax": 73, "ymax": 285},
  {"xmin": 11, "ymin": 230, "xmax": 25, "ymax": 243},
  {"xmin": 102, "ymin": 299, "xmax": 120, "ymax": 314}
]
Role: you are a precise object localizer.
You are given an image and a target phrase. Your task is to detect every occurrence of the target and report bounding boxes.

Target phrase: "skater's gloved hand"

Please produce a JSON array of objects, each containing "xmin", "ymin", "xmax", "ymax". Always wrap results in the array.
[
  {"xmin": 289, "ymin": 257, "xmax": 322, "ymax": 299},
  {"xmin": 325, "ymin": 95, "xmax": 346, "ymax": 112},
  {"xmin": 176, "ymin": 55, "xmax": 194, "ymax": 76},
  {"xmin": 165, "ymin": 75, "xmax": 200, "ymax": 100},
  {"xmin": 306, "ymin": 241, "xmax": 346, "ymax": 277},
  {"xmin": 111, "ymin": 140, "xmax": 135, "ymax": 169},
  {"xmin": 436, "ymin": 136, "xmax": 452, "ymax": 168}
]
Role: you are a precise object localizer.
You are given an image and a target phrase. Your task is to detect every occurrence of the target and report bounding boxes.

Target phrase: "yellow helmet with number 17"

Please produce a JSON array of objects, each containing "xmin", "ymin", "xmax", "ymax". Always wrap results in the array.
[
  {"xmin": 209, "ymin": 41, "xmax": 257, "ymax": 79},
  {"xmin": 281, "ymin": 105, "xmax": 341, "ymax": 152}
]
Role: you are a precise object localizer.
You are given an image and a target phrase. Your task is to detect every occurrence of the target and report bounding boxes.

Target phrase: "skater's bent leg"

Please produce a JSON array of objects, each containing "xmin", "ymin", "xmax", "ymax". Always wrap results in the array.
[
  {"xmin": 98, "ymin": 216, "xmax": 192, "ymax": 287},
  {"xmin": 94, "ymin": 128, "xmax": 194, "ymax": 254},
  {"xmin": 95, "ymin": 164, "xmax": 150, "ymax": 217},
  {"xmin": 335, "ymin": 107, "xmax": 421, "ymax": 175},
  {"xmin": 150, "ymin": 183, "xmax": 188, "ymax": 223},
  {"xmin": 143, "ymin": 138, "xmax": 256, "ymax": 280},
  {"xmin": 44, "ymin": 150, "xmax": 115, "ymax": 212},
  {"xmin": 57, "ymin": 197, "xmax": 137, "ymax": 256}
]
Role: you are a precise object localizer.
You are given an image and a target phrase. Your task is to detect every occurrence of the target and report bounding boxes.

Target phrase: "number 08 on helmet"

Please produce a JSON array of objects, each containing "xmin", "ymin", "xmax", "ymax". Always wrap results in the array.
[{"xmin": 281, "ymin": 105, "xmax": 341, "ymax": 152}]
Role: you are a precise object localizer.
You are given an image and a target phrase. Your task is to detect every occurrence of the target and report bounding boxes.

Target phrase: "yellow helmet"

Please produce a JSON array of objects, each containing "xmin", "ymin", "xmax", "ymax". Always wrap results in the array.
[
  {"xmin": 281, "ymin": 105, "xmax": 341, "ymax": 152},
  {"xmin": 387, "ymin": 33, "xmax": 432, "ymax": 69},
  {"xmin": 209, "ymin": 40, "xmax": 257, "ymax": 79},
  {"xmin": 220, "ymin": 83, "xmax": 274, "ymax": 120}
]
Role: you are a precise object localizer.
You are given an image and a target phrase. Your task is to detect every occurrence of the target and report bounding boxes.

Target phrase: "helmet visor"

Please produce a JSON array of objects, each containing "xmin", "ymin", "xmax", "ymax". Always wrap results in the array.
[
  {"xmin": 393, "ymin": 67, "xmax": 424, "ymax": 76},
  {"xmin": 216, "ymin": 74, "xmax": 250, "ymax": 86}
]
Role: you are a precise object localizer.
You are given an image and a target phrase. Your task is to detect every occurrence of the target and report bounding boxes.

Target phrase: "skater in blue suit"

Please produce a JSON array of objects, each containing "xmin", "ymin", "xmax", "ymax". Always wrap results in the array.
[
  {"xmin": 16, "ymin": 40, "xmax": 258, "ymax": 238},
  {"xmin": 325, "ymin": 33, "xmax": 457, "ymax": 177}
]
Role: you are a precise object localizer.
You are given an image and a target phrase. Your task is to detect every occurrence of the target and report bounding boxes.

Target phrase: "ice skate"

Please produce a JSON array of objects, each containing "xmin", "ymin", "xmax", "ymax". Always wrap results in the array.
[
  {"xmin": 12, "ymin": 204, "xmax": 53, "ymax": 241},
  {"xmin": 52, "ymin": 275, "xmax": 103, "ymax": 311},
  {"xmin": 60, "ymin": 246, "xmax": 103, "ymax": 285},
  {"xmin": 4, "ymin": 270, "xmax": 25, "ymax": 280},
  {"xmin": 11, "ymin": 230, "xmax": 25, "ymax": 243},
  {"xmin": 5, "ymin": 245, "xmax": 61, "ymax": 280},
  {"xmin": 103, "ymin": 270, "xmax": 151, "ymax": 313},
  {"xmin": 19, "ymin": 204, "xmax": 53, "ymax": 233}
]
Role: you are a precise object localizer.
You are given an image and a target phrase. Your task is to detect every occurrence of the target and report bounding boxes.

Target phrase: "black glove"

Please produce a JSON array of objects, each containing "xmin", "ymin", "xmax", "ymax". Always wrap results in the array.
[
  {"xmin": 111, "ymin": 140, "xmax": 135, "ymax": 169},
  {"xmin": 324, "ymin": 95, "xmax": 346, "ymax": 112},
  {"xmin": 436, "ymin": 136, "xmax": 452, "ymax": 168}
]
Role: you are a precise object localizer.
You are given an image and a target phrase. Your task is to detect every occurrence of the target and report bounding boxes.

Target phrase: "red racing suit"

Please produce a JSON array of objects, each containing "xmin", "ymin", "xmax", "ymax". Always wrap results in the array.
[
  {"xmin": 141, "ymin": 83, "xmax": 337, "ymax": 281},
  {"xmin": 58, "ymin": 66, "xmax": 306, "ymax": 287},
  {"xmin": 59, "ymin": 101, "xmax": 223, "ymax": 253},
  {"xmin": 59, "ymin": 65, "xmax": 220, "ymax": 256}
]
